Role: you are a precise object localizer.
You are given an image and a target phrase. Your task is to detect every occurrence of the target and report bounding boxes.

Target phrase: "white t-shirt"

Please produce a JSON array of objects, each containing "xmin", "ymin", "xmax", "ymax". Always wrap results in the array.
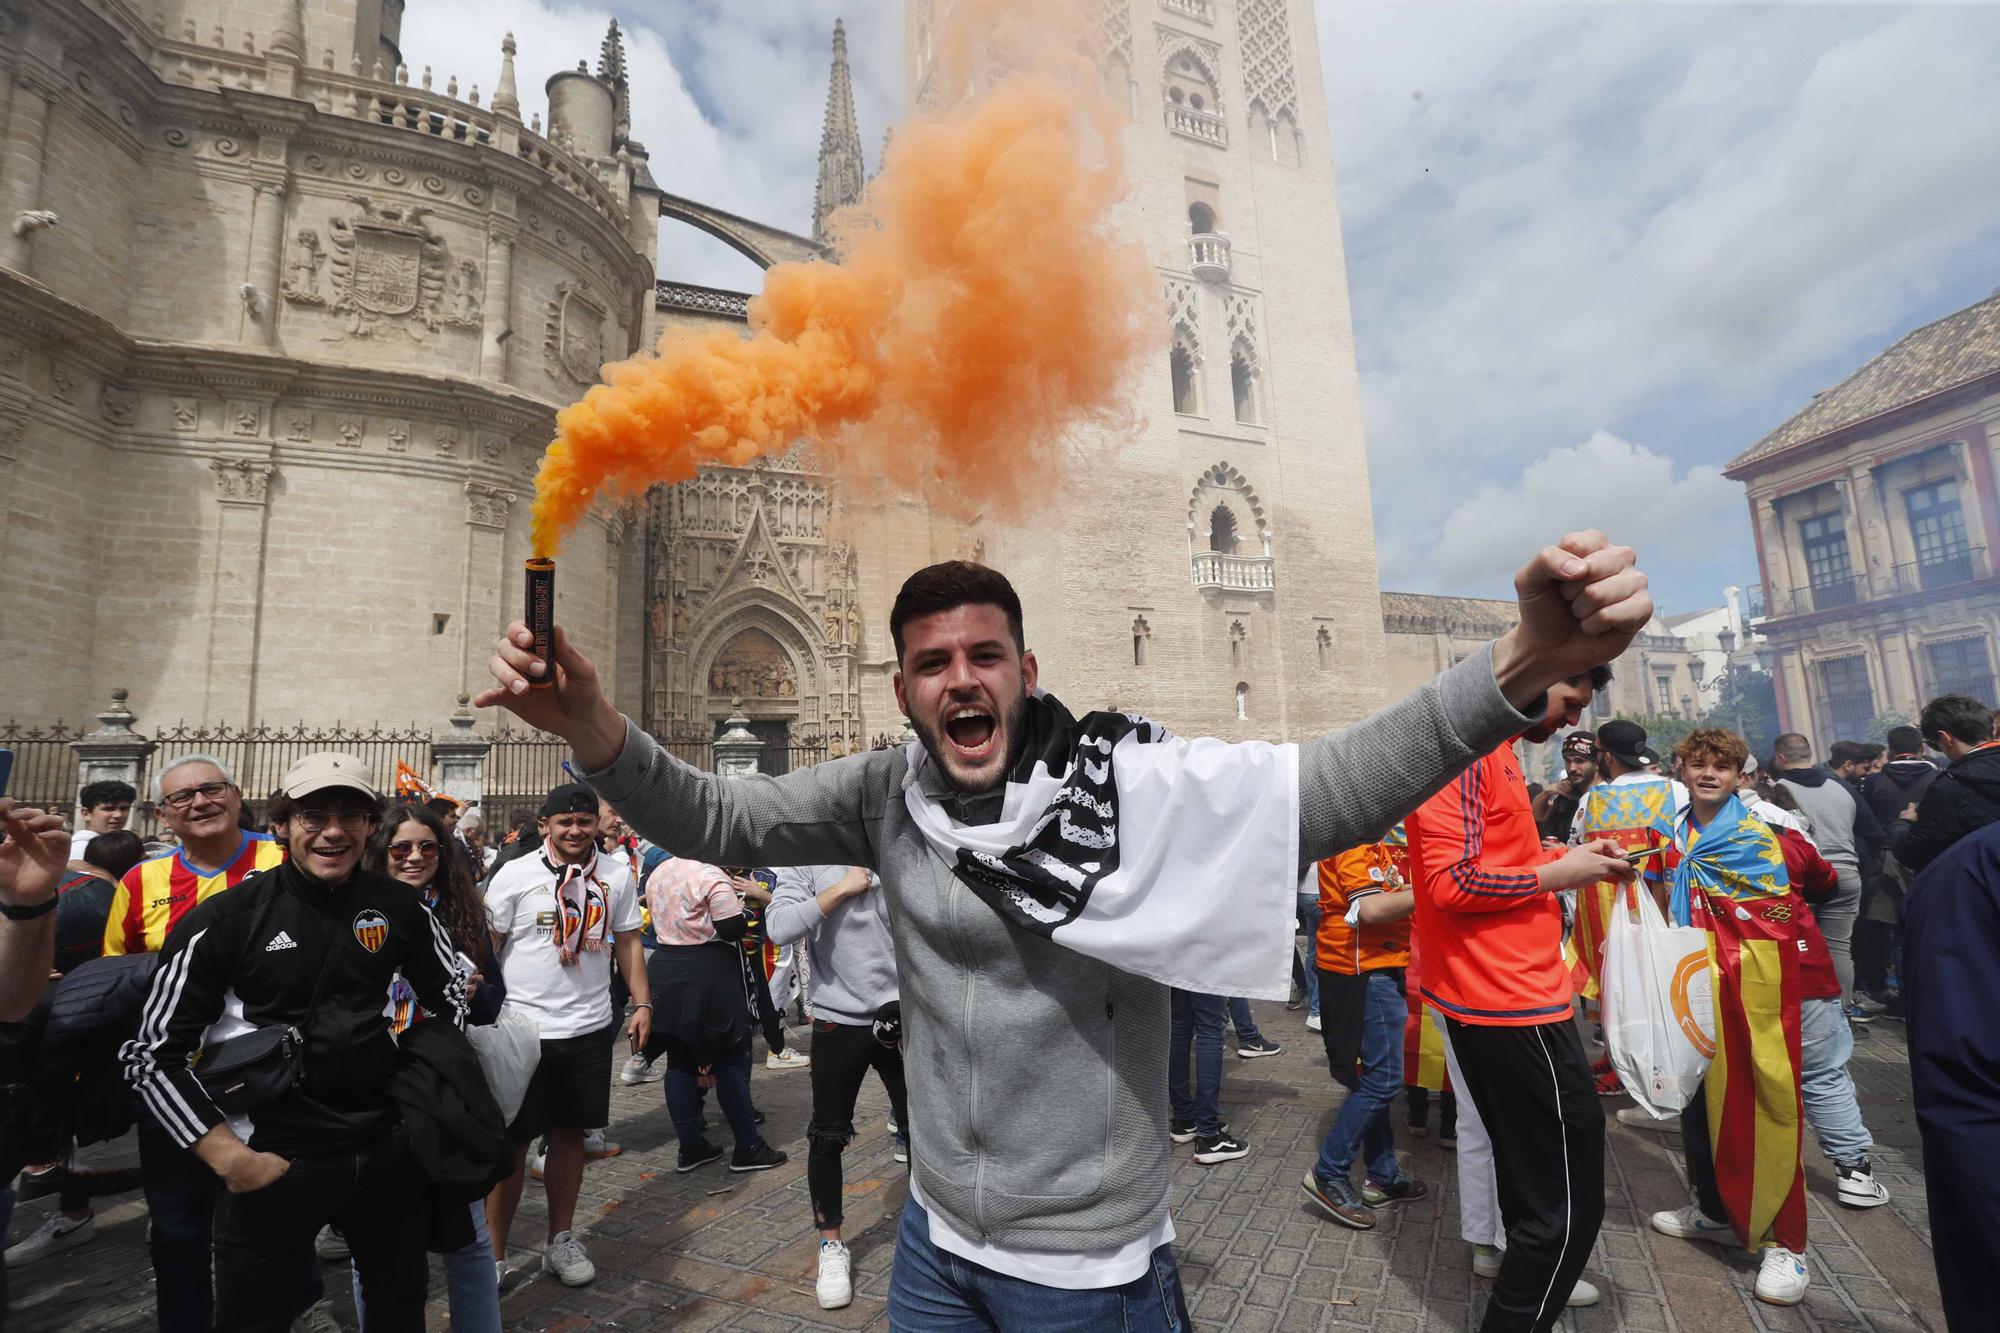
[
  {"xmin": 485, "ymin": 850, "xmax": 641, "ymax": 1038},
  {"xmin": 911, "ymin": 1179, "xmax": 1176, "ymax": 1289},
  {"xmin": 69, "ymin": 829, "xmax": 98, "ymax": 861}
]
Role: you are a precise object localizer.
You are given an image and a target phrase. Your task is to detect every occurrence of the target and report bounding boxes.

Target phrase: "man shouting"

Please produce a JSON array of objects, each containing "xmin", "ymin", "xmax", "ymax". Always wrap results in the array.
[{"xmin": 479, "ymin": 532, "xmax": 1650, "ymax": 1331}]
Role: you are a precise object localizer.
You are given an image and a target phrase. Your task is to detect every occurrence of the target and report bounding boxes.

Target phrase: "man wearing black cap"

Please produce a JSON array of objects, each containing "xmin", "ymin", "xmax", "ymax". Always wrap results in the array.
[
  {"xmin": 483, "ymin": 782, "xmax": 647, "ymax": 1287},
  {"xmin": 1532, "ymin": 731, "xmax": 1600, "ymax": 842}
]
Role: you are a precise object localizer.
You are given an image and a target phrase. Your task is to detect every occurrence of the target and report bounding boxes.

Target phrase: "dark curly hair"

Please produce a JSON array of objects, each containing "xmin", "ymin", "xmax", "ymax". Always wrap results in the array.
[{"xmin": 364, "ymin": 803, "xmax": 484, "ymax": 959}]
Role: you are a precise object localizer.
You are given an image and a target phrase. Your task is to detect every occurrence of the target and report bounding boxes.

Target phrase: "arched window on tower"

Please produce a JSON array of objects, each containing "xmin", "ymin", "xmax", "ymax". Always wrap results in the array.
[
  {"xmin": 1209, "ymin": 505, "xmax": 1238, "ymax": 556},
  {"xmin": 1235, "ymin": 682, "xmax": 1249, "ymax": 721},
  {"xmin": 1231, "ymin": 352, "xmax": 1258, "ymax": 425},
  {"xmin": 1170, "ymin": 340, "xmax": 1199, "ymax": 415},
  {"xmin": 1188, "ymin": 202, "xmax": 1216, "ymax": 235},
  {"xmin": 1132, "ymin": 614, "xmax": 1151, "ymax": 667},
  {"xmin": 1316, "ymin": 625, "xmax": 1333, "ymax": 672}
]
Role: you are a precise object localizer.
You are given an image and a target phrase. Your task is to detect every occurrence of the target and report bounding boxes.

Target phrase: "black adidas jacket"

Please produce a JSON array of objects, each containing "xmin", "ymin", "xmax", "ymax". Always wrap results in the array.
[{"xmin": 121, "ymin": 860, "xmax": 467, "ymax": 1156}]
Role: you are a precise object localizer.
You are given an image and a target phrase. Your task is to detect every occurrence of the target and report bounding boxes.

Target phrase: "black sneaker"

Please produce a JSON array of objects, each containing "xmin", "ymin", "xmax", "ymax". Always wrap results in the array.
[
  {"xmin": 1169, "ymin": 1118, "xmax": 1227, "ymax": 1145},
  {"xmin": 730, "ymin": 1140, "xmax": 790, "ymax": 1172},
  {"xmin": 1192, "ymin": 1132, "xmax": 1249, "ymax": 1164},
  {"xmin": 1236, "ymin": 1038, "xmax": 1282, "ymax": 1059},
  {"xmin": 676, "ymin": 1140, "xmax": 724, "ymax": 1173},
  {"xmin": 1362, "ymin": 1173, "xmax": 1429, "ymax": 1205}
]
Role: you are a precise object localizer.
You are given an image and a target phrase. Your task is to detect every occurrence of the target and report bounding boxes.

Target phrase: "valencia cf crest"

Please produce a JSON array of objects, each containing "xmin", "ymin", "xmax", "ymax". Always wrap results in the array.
[{"xmin": 352, "ymin": 909, "xmax": 390, "ymax": 953}]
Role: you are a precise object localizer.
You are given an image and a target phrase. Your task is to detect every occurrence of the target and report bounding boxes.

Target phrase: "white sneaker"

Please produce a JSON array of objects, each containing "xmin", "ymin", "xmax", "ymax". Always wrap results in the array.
[
  {"xmin": 1305, "ymin": 1013, "xmax": 1323, "ymax": 1031},
  {"xmin": 767, "ymin": 1046, "xmax": 811, "ymax": 1070},
  {"xmin": 1566, "ymin": 1277, "xmax": 1600, "ymax": 1307},
  {"xmin": 544, "ymin": 1231, "xmax": 595, "ymax": 1286},
  {"xmin": 1836, "ymin": 1159, "xmax": 1890, "ymax": 1208},
  {"xmin": 5, "ymin": 1210, "xmax": 94, "ymax": 1265},
  {"xmin": 1755, "ymin": 1246, "xmax": 1809, "ymax": 1305},
  {"xmin": 619, "ymin": 1053, "xmax": 664, "ymax": 1085},
  {"xmin": 1616, "ymin": 1106, "xmax": 1681, "ymax": 1132},
  {"xmin": 1650, "ymin": 1204, "xmax": 1735, "ymax": 1244},
  {"xmin": 313, "ymin": 1224, "xmax": 350, "ymax": 1260},
  {"xmin": 1471, "ymin": 1243, "xmax": 1503, "ymax": 1278},
  {"xmin": 815, "ymin": 1238, "xmax": 854, "ymax": 1310}
]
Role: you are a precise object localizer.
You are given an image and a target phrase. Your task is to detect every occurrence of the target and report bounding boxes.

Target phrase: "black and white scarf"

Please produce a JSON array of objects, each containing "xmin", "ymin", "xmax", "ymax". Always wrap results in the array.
[{"xmin": 901, "ymin": 691, "xmax": 1300, "ymax": 998}]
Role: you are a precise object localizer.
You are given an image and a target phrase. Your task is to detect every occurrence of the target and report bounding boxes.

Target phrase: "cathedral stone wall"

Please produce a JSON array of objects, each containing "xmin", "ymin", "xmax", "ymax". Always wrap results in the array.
[{"xmin": 0, "ymin": 0, "xmax": 658, "ymax": 729}]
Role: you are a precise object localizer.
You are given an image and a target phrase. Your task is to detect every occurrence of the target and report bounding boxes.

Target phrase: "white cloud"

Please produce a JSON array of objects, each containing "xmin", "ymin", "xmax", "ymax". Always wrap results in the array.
[
  {"xmin": 1317, "ymin": 2, "xmax": 2000, "ymax": 604},
  {"xmin": 1426, "ymin": 430, "xmax": 1743, "ymax": 591}
]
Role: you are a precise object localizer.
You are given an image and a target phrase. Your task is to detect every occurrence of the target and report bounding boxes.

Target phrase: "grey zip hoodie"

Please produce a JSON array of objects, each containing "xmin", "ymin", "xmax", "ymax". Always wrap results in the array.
[
  {"xmin": 766, "ymin": 865, "xmax": 898, "ymax": 1025},
  {"xmin": 584, "ymin": 645, "xmax": 1535, "ymax": 1250}
]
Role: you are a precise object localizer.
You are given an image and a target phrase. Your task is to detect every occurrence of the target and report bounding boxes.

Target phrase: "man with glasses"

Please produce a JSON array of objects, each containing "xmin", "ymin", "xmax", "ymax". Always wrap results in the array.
[
  {"xmin": 103, "ymin": 755, "xmax": 286, "ymax": 1333},
  {"xmin": 122, "ymin": 752, "xmax": 466, "ymax": 1333}
]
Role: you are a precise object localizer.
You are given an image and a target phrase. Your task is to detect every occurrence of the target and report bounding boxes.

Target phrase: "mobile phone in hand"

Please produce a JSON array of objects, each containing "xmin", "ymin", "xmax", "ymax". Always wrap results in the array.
[{"xmin": 1623, "ymin": 846, "xmax": 1664, "ymax": 865}]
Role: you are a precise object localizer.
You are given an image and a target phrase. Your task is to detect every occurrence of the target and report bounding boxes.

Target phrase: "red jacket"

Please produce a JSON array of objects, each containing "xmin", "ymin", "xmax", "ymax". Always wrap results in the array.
[
  {"xmin": 1772, "ymin": 826, "xmax": 1841, "ymax": 1002},
  {"xmin": 1408, "ymin": 745, "xmax": 1570, "ymax": 1026}
]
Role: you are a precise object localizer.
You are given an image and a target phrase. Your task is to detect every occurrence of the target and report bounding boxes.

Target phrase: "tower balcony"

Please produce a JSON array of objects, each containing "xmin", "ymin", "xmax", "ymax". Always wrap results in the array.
[
  {"xmin": 1189, "ymin": 232, "xmax": 1232, "ymax": 282},
  {"xmin": 1165, "ymin": 102, "xmax": 1228, "ymax": 147},
  {"xmin": 1191, "ymin": 551, "xmax": 1274, "ymax": 591}
]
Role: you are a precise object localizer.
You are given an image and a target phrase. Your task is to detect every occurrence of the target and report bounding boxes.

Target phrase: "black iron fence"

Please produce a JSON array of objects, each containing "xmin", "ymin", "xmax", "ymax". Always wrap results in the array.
[
  {"xmin": 0, "ymin": 721, "xmax": 83, "ymax": 820},
  {"xmin": 1, "ymin": 718, "xmax": 434, "ymax": 836}
]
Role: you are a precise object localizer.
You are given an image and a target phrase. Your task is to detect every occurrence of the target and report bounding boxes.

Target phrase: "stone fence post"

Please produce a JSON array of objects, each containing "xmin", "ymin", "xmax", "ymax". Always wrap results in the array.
[
  {"xmin": 432, "ymin": 695, "xmax": 493, "ymax": 810},
  {"xmin": 70, "ymin": 688, "xmax": 157, "ymax": 806},
  {"xmin": 713, "ymin": 701, "xmax": 764, "ymax": 778}
]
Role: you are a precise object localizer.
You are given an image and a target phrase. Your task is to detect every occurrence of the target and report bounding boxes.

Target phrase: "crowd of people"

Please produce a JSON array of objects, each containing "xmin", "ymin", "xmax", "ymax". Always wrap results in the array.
[{"xmin": 0, "ymin": 532, "xmax": 1992, "ymax": 1331}]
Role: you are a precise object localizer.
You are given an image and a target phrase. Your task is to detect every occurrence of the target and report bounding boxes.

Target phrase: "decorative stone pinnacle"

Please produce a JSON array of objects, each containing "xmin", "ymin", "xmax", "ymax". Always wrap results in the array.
[{"xmin": 812, "ymin": 17, "xmax": 865, "ymax": 245}]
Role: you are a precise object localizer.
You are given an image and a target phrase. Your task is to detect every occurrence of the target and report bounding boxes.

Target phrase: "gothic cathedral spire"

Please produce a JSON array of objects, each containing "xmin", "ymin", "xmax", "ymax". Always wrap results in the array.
[
  {"xmin": 812, "ymin": 18, "xmax": 865, "ymax": 246},
  {"xmin": 598, "ymin": 19, "xmax": 631, "ymax": 146}
]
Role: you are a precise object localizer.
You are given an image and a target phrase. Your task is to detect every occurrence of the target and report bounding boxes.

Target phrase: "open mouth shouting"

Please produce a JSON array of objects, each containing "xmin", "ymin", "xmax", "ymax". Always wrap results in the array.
[
  {"xmin": 942, "ymin": 704, "xmax": 998, "ymax": 763},
  {"xmin": 303, "ymin": 837, "xmax": 358, "ymax": 876}
]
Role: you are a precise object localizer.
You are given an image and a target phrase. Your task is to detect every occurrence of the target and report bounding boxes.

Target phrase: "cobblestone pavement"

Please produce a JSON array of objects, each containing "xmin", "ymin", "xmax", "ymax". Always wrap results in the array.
[{"xmin": 7, "ymin": 1002, "xmax": 1943, "ymax": 1332}]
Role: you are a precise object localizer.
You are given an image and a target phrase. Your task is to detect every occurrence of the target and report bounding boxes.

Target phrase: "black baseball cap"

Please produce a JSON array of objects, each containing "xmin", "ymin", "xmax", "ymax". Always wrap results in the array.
[
  {"xmin": 1560, "ymin": 730, "xmax": 1598, "ymax": 757},
  {"xmin": 540, "ymin": 782, "xmax": 599, "ymax": 818},
  {"xmin": 1596, "ymin": 720, "xmax": 1649, "ymax": 768}
]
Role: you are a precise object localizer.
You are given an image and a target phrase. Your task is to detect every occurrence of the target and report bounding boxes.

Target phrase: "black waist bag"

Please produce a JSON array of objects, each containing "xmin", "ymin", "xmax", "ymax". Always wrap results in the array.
[{"xmin": 195, "ymin": 1025, "xmax": 305, "ymax": 1115}]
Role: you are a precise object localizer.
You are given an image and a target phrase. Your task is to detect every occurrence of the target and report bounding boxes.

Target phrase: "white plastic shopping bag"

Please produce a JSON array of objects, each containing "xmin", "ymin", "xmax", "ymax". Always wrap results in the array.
[
  {"xmin": 466, "ymin": 1003, "xmax": 541, "ymax": 1125},
  {"xmin": 1601, "ymin": 881, "xmax": 1715, "ymax": 1119}
]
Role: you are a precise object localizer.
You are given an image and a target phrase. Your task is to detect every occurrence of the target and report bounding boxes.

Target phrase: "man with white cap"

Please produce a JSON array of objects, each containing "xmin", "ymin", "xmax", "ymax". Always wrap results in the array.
[{"xmin": 121, "ymin": 752, "xmax": 468, "ymax": 1333}]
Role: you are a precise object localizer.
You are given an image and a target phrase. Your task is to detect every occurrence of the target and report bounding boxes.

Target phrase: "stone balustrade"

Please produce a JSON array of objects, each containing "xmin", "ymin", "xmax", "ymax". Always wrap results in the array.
[
  {"xmin": 1165, "ymin": 102, "xmax": 1228, "ymax": 147},
  {"xmin": 657, "ymin": 282, "xmax": 753, "ymax": 319},
  {"xmin": 1191, "ymin": 551, "xmax": 1275, "ymax": 591},
  {"xmin": 1189, "ymin": 232, "xmax": 1232, "ymax": 282}
]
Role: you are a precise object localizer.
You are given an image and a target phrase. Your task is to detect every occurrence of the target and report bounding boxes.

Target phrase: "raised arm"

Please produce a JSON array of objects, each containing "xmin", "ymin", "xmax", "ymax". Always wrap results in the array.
[
  {"xmin": 477, "ymin": 622, "xmax": 885, "ymax": 869},
  {"xmin": 1298, "ymin": 533, "xmax": 1650, "ymax": 863}
]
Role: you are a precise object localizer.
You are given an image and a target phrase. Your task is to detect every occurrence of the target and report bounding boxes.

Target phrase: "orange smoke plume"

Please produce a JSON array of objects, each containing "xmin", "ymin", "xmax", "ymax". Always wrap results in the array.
[{"xmin": 528, "ymin": 5, "xmax": 1155, "ymax": 557}]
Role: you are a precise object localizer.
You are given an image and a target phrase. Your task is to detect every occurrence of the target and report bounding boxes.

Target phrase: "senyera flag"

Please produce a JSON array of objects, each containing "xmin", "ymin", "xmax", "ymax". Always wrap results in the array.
[{"xmin": 1673, "ymin": 795, "xmax": 1806, "ymax": 1253}]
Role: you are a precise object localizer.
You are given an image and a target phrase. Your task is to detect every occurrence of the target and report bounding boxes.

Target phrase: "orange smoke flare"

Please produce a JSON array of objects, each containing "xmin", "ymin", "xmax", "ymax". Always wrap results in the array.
[{"xmin": 528, "ymin": 15, "xmax": 1155, "ymax": 557}]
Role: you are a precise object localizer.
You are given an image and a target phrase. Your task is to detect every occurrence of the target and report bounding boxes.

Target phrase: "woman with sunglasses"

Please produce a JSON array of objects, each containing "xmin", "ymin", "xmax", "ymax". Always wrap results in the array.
[{"xmin": 348, "ymin": 802, "xmax": 506, "ymax": 1332}]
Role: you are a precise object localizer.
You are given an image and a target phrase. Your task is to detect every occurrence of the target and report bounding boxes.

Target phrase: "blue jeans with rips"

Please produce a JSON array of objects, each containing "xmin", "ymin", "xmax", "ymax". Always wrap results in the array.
[
  {"xmin": 1167, "ymin": 989, "xmax": 1226, "ymax": 1138},
  {"xmin": 886, "ymin": 1196, "xmax": 1191, "ymax": 1331},
  {"xmin": 1314, "ymin": 971, "xmax": 1405, "ymax": 1185}
]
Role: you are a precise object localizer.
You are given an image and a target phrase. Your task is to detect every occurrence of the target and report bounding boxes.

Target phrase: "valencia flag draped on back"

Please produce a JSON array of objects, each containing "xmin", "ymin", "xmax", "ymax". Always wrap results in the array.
[
  {"xmin": 1673, "ymin": 796, "xmax": 1806, "ymax": 1253},
  {"xmin": 1573, "ymin": 777, "xmax": 1679, "ymax": 999}
]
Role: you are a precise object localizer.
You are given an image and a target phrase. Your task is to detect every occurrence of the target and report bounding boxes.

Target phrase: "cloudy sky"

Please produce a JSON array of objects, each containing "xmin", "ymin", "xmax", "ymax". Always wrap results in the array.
[{"xmin": 399, "ymin": 1, "xmax": 2000, "ymax": 615}]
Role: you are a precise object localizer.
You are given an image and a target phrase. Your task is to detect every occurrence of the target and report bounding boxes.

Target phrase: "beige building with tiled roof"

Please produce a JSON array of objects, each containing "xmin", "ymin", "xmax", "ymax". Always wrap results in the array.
[
  {"xmin": 1725, "ymin": 289, "xmax": 2000, "ymax": 745},
  {"xmin": 1380, "ymin": 592, "xmax": 1702, "ymax": 728}
]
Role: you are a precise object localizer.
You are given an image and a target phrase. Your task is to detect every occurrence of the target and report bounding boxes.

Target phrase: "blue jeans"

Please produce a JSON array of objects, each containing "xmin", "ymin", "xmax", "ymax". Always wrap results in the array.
[
  {"xmin": 1293, "ymin": 893, "xmax": 1321, "ymax": 1018},
  {"xmin": 351, "ymin": 1199, "xmax": 500, "ymax": 1333},
  {"xmin": 886, "ymin": 1196, "xmax": 1190, "ymax": 1331},
  {"xmin": 1800, "ymin": 996, "xmax": 1872, "ymax": 1166},
  {"xmin": 1314, "ymin": 971, "xmax": 1405, "ymax": 1184},
  {"xmin": 1225, "ymin": 997, "xmax": 1267, "ymax": 1046},
  {"xmin": 1167, "ymin": 989, "xmax": 1226, "ymax": 1137},
  {"xmin": 664, "ymin": 1035, "xmax": 759, "ymax": 1147}
]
